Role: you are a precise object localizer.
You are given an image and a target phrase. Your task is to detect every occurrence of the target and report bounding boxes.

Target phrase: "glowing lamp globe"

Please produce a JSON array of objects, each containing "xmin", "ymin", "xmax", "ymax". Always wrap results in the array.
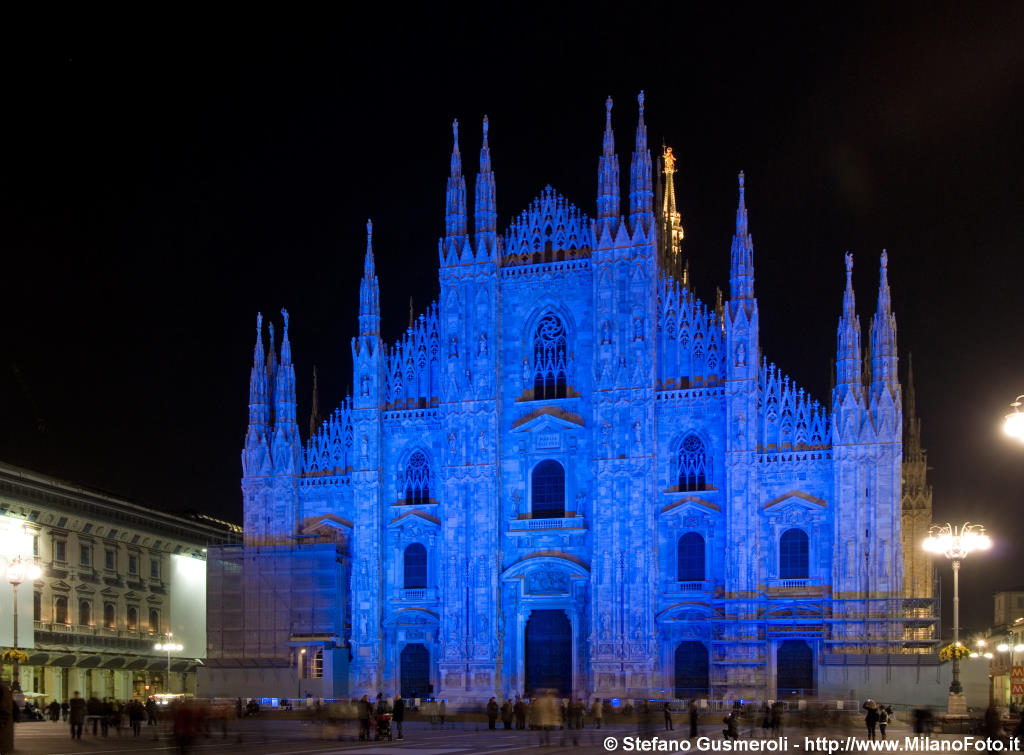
[
  {"xmin": 1005, "ymin": 401, "xmax": 1024, "ymax": 440},
  {"xmin": 998, "ymin": 643, "xmax": 1010, "ymax": 652}
]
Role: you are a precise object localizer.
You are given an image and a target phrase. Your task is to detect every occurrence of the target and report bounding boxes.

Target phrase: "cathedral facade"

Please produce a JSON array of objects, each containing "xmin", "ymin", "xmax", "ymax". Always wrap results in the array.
[{"xmin": 223, "ymin": 94, "xmax": 934, "ymax": 703}]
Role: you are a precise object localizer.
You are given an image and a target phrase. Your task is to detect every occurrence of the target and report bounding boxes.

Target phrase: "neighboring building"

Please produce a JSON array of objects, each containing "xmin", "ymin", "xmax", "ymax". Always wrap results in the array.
[
  {"xmin": 206, "ymin": 95, "xmax": 938, "ymax": 703},
  {"xmin": 0, "ymin": 462, "xmax": 239, "ymax": 701},
  {"xmin": 977, "ymin": 590, "xmax": 1024, "ymax": 711}
]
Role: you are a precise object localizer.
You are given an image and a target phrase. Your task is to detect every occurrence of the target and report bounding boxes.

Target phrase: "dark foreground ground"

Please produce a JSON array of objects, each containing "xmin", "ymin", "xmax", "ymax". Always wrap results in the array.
[{"xmin": 6, "ymin": 714, "xmax": 1016, "ymax": 755}]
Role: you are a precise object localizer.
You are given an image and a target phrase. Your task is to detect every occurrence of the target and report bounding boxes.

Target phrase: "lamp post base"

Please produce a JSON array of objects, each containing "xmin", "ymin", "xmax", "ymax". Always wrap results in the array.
[{"xmin": 947, "ymin": 692, "xmax": 968, "ymax": 716}]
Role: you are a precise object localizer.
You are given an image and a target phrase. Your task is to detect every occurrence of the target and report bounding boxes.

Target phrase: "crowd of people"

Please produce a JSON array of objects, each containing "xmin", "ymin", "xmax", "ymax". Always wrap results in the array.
[{"xmin": 22, "ymin": 692, "xmax": 158, "ymax": 739}]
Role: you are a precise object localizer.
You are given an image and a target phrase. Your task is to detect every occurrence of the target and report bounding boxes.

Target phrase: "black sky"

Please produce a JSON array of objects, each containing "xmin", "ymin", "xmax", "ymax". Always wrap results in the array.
[{"xmin": 3, "ymin": 4, "xmax": 1023, "ymax": 633}]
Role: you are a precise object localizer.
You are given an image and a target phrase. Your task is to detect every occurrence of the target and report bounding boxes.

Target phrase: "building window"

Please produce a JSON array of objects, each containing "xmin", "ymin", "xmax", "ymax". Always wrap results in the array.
[
  {"xmin": 128, "ymin": 555, "xmax": 138, "ymax": 575},
  {"xmin": 105, "ymin": 550, "xmax": 115, "ymax": 571},
  {"xmin": 403, "ymin": 543, "xmax": 427, "ymax": 589},
  {"xmin": 678, "ymin": 435, "xmax": 710, "ymax": 491},
  {"xmin": 779, "ymin": 528, "xmax": 810, "ymax": 579},
  {"xmin": 33, "ymin": 592, "xmax": 41, "ymax": 622},
  {"xmin": 80, "ymin": 544, "xmax": 91, "ymax": 567},
  {"xmin": 79, "ymin": 600, "xmax": 91, "ymax": 626},
  {"xmin": 149, "ymin": 609, "xmax": 159, "ymax": 633},
  {"xmin": 104, "ymin": 603, "xmax": 115, "ymax": 628},
  {"xmin": 531, "ymin": 459, "xmax": 565, "ymax": 519},
  {"xmin": 54, "ymin": 596, "xmax": 68, "ymax": 625},
  {"xmin": 532, "ymin": 313, "xmax": 568, "ymax": 399},
  {"xmin": 126, "ymin": 606, "xmax": 138, "ymax": 630},
  {"xmin": 677, "ymin": 532, "xmax": 706, "ymax": 582},
  {"xmin": 150, "ymin": 559, "xmax": 160, "ymax": 580},
  {"xmin": 313, "ymin": 648, "xmax": 323, "ymax": 678},
  {"xmin": 32, "ymin": 536, "xmax": 38, "ymax": 557},
  {"xmin": 82, "ymin": 523, "xmax": 92, "ymax": 534},
  {"xmin": 400, "ymin": 450, "xmax": 431, "ymax": 505},
  {"xmin": 53, "ymin": 540, "xmax": 67, "ymax": 563}
]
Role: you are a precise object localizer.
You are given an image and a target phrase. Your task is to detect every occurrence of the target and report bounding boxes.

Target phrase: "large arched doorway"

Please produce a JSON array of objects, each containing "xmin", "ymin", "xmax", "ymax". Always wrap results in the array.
[
  {"xmin": 673, "ymin": 641, "xmax": 709, "ymax": 699},
  {"xmin": 400, "ymin": 643, "xmax": 430, "ymax": 699},
  {"xmin": 776, "ymin": 640, "xmax": 815, "ymax": 697},
  {"xmin": 526, "ymin": 609, "xmax": 572, "ymax": 696}
]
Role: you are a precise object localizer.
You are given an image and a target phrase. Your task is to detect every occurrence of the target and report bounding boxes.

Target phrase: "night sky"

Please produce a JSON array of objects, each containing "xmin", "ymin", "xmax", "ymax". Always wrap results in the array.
[{"xmin": 3, "ymin": 5, "xmax": 1023, "ymax": 633}]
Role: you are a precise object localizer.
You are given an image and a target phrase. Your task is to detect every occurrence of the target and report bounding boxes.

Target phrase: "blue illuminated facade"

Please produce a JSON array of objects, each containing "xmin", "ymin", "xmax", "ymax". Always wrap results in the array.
[{"xmin": 238, "ymin": 94, "xmax": 912, "ymax": 703}]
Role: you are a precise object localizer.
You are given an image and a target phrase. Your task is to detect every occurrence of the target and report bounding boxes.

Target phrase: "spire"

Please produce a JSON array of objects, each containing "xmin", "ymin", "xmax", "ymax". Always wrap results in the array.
[
  {"xmin": 474, "ymin": 115, "xmax": 497, "ymax": 256},
  {"xmin": 445, "ymin": 119, "xmax": 468, "ymax": 253},
  {"xmin": 408, "ymin": 296, "xmax": 414, "ymax": 330},
  {"xmin": 247, "ymin": 312, "xmax": 269, "ymax": 434},
  {"xmin": 266, "ymin": 320, "xmax": 278, "ymax": 411},
  {"xmin": 309, "ymin": 365, "xmax": 321, "ymax": 438},
  {"xmin": 271, "ymin": 309, "xmax": 300, "ymax": 472},
  {"xmin": 628, "ymin": 91, "xmax": 653, "ymax": 234},
  {"xmin": 596, "ymin": 96, "xmax": 621, "ymax": 229},
  {"xmin": 359, "ymin": 219, "xmax": 380, "ymax": 337},
  {"xmin": 661, "ymin": 145, "xmax": 685, "ymax": 281},
  {"xmin": 729, "ymin": 171, "xmax": 755, "ymax": 301},
  {"xmin": 870, "ymin": 249, "xmax": 899, "ymax": 391},
  {"xmin": 835, "ymin": 252, "xmax": 862, "ymax": 390}
]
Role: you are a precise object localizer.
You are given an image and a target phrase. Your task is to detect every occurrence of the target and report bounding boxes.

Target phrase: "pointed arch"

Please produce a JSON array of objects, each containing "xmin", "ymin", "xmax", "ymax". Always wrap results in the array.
[
  {"xmin": 532, "ymin": 313, "xmax": 568, "ymax": 399},
  {"xmin": 398, "ymin": 448, "xmax": 432, "ymax": 505},
  {"xmin": 677, "ymin": 433, "xmax": 711, "ymax": 491}
]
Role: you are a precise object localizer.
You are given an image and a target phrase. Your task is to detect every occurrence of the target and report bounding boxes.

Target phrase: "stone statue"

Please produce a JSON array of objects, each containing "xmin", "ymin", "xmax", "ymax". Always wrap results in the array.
[{"xmin": 478, "ymin": 331, "xmax": 488, "ymax": 356}]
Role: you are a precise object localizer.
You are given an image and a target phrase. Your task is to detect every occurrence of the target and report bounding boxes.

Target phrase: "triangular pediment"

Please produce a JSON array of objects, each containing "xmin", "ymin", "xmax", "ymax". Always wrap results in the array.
[
  {"xmin": 50, "ymin": 581, "xmax": 71, "ymax": 592},
  {"xmin": 762, "ymin": 490, "xmax": 827, "ymax": 510},
  {"xmin": 146, "ymin": 595, "xmax": 163, "ymax": 605},
  {"xmin": 74, "ymin": 584, "xmax": 95, "ymax": 595},
  {"xmin": 100, "ymin": 588, "xmax": 119, "ymax": 597},
  {"xmin": 387, "ymin": 509, "xmax": 441, "ymax": 530},
  {"xmin": 124, "ymin": 592, "xmax": 139, "ymax": 601},
  {"xmin": 301, "ymin": 514, "xmax": 353, "ymax": 535},
  {"xmin": 660, "ymin": 496, "xmax": 721, "ymax": 516},
  {"xmin": 511, "ymin": 407, "xmax": 584, "ymax": 433}
]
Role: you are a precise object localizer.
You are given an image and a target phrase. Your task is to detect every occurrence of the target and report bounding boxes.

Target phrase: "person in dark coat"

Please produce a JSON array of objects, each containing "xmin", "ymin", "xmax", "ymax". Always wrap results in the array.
[
  {"xmin": 129, "ymin": 700, "xmax": 145, "ymax": 736},
  {"xmin": 392, "ymin": 697, "xmax": 405, "ymax": 740},
  {"xmin": 487, "ymin": 697, "xmax": 499, "ymax": 730},
  {"xmin": 514, "ymin": 697, "xmax": 526, "ymax": 730},
  {"xmin": 501, "ymin": 700, "xmax": 513, "ymax": 730},
  {"xmin": 863, "ymin": 700, "xmax": 879, "ymax": 741},
  {"xmin": 358, "ymin": 695, "xmax": 372, "ymax": 741},
  {"xmin": 68, "ymin": 691, "xmax": 85, "ymax": 740},
  {"xmin": 689, "ymin": 701, "xmax": 699, "ymax": 738},
  {"xmin": 0, "ymin": 682, "xmax": 12, "ymax": 754},
  {"xmin": 664, "ymin": 702, "xmax": 674, "ymax": 731},
  {"xmin": 48, "ymin": 699, "xmax": 60, "ymax": 722},
  {"xmin": 723, "ymin": 711, "xmax": 738, "ymax": 740}
]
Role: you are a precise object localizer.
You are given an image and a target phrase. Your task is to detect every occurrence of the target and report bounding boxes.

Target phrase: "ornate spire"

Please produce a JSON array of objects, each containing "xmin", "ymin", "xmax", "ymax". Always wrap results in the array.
[
  {"xmin": 247, "ymin": 312, "xmax": 269, "ymax": 432},
  {"xmin": 628, "ymin": 91, "xmax": 653, "ymax": 233},
  {"xmin": 359, "ymin": 219, "xmax": 380, "ymax": 337},
  {"xmin": 835, "ymin": 252, "xmax": 862, "ymax": 390},
  {"xmin": 271, "ymin": 308, "xmax": 300, "ymax": 473},
  {"xmin": 596, "ymin": 96, "xmax": 620, "ymax": 228},
  {"xmin": 266, "ymin": 320, "xmax": 278, "ymax": 410},
  {"xmin": 904, "ymin": 353, "xmax": 922, "ymax": 458},
  {"xmin": 445, "ymin": 119, "xmax": 468, "ymax": 251},
  {"xmin": 661, "ymin": 145, "xmax": 685, "ymax": 282},
  {"xmin": 729, "ymin": 171, "xmax": 755, "ymax": 301},
  {"xmin": 474, "ymin": 115, "xmax": 497, "ymax": 256},
  {"xmin": 309, "ymin": 365, "xmax": 321, "ymax": 438},
  {"xmin": 870, "ymin": 249, "xmax": 899, "ymax": 396}
]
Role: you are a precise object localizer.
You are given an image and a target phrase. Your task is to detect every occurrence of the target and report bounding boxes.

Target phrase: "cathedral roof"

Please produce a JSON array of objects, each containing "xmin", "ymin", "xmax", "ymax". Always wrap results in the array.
[{"xmin": 502, "ymin": 186, "xmax": 594, "ymax": 266}]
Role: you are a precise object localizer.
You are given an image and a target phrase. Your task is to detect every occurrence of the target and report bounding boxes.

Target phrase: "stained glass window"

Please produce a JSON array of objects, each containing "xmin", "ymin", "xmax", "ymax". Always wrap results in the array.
[
  {"xmin": 533, "ymin": 314, "xmax": 567, "ymax": 399},
  {"xmin": 678, "ymin": 435, "xmax": 709, "ymax": 491}
]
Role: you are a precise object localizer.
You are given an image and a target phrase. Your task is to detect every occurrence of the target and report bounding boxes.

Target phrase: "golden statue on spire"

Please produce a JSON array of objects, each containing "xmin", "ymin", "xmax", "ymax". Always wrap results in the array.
[{"xmin": 661, "ymin": 146, "xmax": 686, "ymax": 285}]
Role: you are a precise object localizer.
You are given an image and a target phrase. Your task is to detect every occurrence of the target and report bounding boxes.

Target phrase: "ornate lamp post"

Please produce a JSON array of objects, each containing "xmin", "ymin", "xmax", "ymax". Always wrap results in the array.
[
  {"xmin": 1004, "ymin": 396, "xmax": 1024, "ymax": 441},
  {"xmin": 154, "ymin": 632, "xmax": 182, "ymax": 694},
  {"xmin": 3, "ymin": 556, "xmax": 42, "ymax": 692},
  {"xmin": 923, "ymin": 522, "xmax": 991, "ymax": 715}
]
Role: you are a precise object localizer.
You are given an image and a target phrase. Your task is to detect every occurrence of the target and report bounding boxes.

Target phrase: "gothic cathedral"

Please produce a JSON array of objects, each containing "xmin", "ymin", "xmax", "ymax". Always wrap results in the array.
[{"xmin": 227, "ymin": 94, "xmax": 934, "ymax": 703}]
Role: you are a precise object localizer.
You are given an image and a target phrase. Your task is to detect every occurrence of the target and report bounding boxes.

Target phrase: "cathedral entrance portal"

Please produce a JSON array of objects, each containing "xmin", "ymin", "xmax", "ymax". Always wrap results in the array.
[
  {"xmin": 400, "ymin": 643, "xmax": 430, "ymax": 699},
  {"xmin": 674, "ymin": 641, "xmax": 709, "ymax": 699},
  {"xmin": 525, "ymin": 609, "xmax": 571, "ymax": 697},
  {"xmin": 776, "ymin": 640, "xmax": 815, "ymax": 697}
]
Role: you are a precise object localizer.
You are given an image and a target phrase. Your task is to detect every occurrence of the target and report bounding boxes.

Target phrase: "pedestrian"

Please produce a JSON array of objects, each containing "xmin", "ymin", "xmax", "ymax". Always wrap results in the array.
[
  {"xmin": 439, "ymin": 698, "xmax": 447, "ymax": 728},
  {"xmin": 48, "ymin": 699, "xmax": 60, "ymax": 721},
  {"xmin": 129, "ymin": 700, "xmax": 144, "ymax": 736},
  {"xmin": 61, "ymin": 699, "xmax": 69, "ymax": 721},
  {"xmin": 723, "ymin": 710, "xmax": 738, "ymax": 740},
  {"xmin": 487, "ymin": 697, "xmax": 498, "ymax": 730},
  {"xmin": 69, "ymin": 691, "xmax": 85, "ymax": 740},
  {"xmin": 145, "ymin": 696, "xmax": 158, "ymax": 726},
  {"xmin": 689, "ymin": 701, "xmax": 699, "ymax": 738},
  {"xmin": 863, "ymin": 700, "xmax": 879, "ymax": 741},
  {"xmin": 592, "ymin": 698, "xmax": 604, "ymax": 729},
  {"xmin": 664, "ymin": 701, "xmax": 674, "ymax": 731},
  {"xmin": 392, "ymin": 696, "xmax": 405, "ymax": 740},
  {"xmin": 501, "ymin": 699, "xmax": 513, "ymax": 730},
  {"xmin": 358, "ymin": 695, "xmax": 371, "ymax": 741},
  {"xmin": 0, "ymin": 682, "xmax": 12, "ymax": 755},
  {"xmin": 878, "ymin": 705, "xmax": 888, "ymax": 738},
  {"xmin": 514, "ymin": 696, "xmax": 526, "ymax": 729}
]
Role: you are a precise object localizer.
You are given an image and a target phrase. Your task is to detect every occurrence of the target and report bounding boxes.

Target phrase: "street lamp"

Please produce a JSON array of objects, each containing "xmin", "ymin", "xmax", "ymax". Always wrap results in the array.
[
  {"xmin": 923, "ymin": 522, "xmax": 992, "ymax": 714},
  {"xmin": 2, "ymin": 556, "xmax": 42, "ymax": 692},
  {"xmin": 154, "ymin": 632, "xmax": 182, "ymax": 694},
  {"xmin": 1004, "ymin": 396, "xmax": 1024, "ymax": 441}
]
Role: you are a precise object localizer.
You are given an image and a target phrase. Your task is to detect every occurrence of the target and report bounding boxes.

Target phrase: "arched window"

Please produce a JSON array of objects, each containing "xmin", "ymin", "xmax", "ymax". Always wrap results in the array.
[
  {"xmin": 677, "ymin": 532, "xmax": 705, "ymax": 582},
  {"xmin": 678, "ymin": 435, "xmax": 710, "ymax": 491},
  {"xmin": 401, "ymin": 451, "xmax": 431, "ymax": 505},
  {"xmin": 104, "ymin": 603, "xmax": 115, "ymax": 628},
  {"xmin": 533, "ymin": 313, "xmax": 568, "ymax": 399},
  {"xmin": 532, "ymin": 459, "xmax": 565, "ymax": 519},
  {"xmin": 780, "ymin": 528, "xmax": 809, "ymax": 579},
  {"xmin": 54, "ymin": 596, "xmax": 68, "ymax": 625},
  {"xmin": 149, "ymin": 608, "xmax": 160, "ymax": 633},
  {"xmin": 403, "ymin": 543, "xmax": 427, "ymax": 589},
  {"xmin": 79, "ymin": 600, "xmax": 91, "ymax": 627},
  {"xmin": 127, "ymin": 606, "xmax": 138, "ymax": 630}
]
